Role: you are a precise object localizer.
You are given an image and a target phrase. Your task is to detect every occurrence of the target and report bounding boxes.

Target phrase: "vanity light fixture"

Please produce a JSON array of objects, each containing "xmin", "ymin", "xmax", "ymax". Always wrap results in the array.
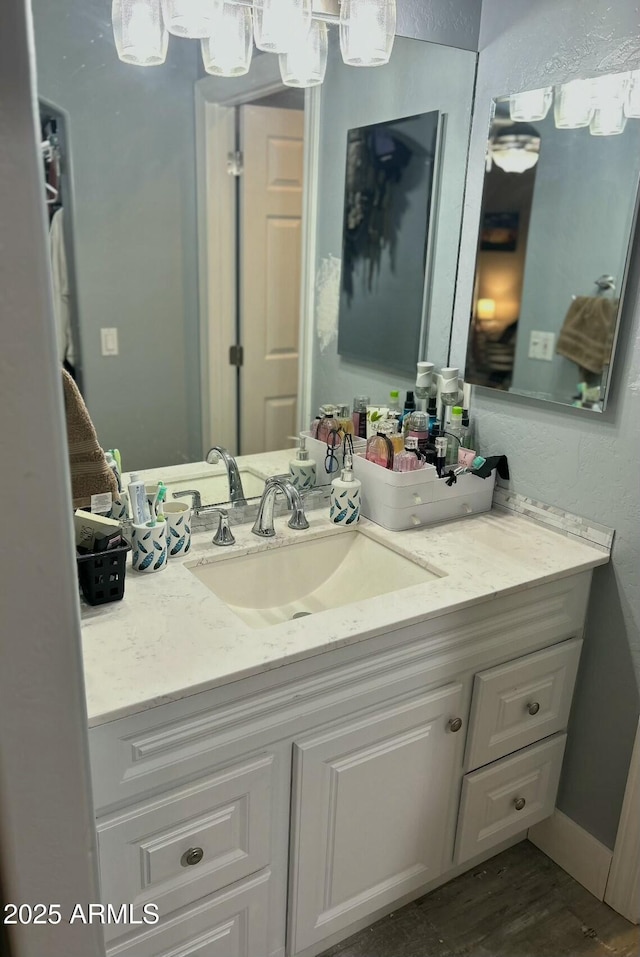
[
  {"xmin": 589, "ymin": 72, "xmax": 629, "ymax": 136},
  {"xmin": 490, "ymin": 123, "xmax": 541, "ymax": 174},
  {"xmin": 509, "ymin": 87, "xmax": 552, "ymax": 122},
  {"xmin": 553, "ymin": 78, "xmax": 594, "ymax": 128},
  {"xmin": 112, "ymin": 0, "xmax": 396, "ymax": 79},
  {"xmin": 624, "ymin": 69, "xmax": 640, "ymax": 117},
  {"xmin": 161, "ymin": 0, "xmax": 221, "ymax": 37},
  {"xmin": 112, "ymin": 0, "xmax": 168, "ymax": 66},
  {"xmin": 279, "ymin": 19, "xmax": 328, "ymax": 87},
  {"xmin": 201, "ymin": 1, "xmax": 253, "ymax": 76}
]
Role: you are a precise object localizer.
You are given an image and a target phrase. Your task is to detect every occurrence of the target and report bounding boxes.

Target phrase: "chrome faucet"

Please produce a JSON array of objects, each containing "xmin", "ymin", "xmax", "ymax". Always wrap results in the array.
[
  {"xmin": 206, "ymin": 446, "xmax": 248, "ymax": 507},
  {"xmin": 252, "ymin": 478, "xmax": 309, "ymax": 538}
]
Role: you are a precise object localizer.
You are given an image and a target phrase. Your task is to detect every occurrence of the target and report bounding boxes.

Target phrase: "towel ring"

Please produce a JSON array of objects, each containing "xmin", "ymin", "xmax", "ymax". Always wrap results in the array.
[{"xmin": 594, "ymin": 275, "xmax": 616, "ymax": 292}]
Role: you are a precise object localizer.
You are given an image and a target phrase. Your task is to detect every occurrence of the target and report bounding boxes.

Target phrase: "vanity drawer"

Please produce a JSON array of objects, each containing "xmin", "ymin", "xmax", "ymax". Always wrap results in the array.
[
  {"xmin": 455, "ymin": 733, "xmax": 566, "ymax": 866},
  {"xmin": 464, "ymin": 638, "xmax": 581, "ymax": 771},
  {"xmin": 98, "ymin": 754, "xmax": 273, "ymax": 943},
  {"xmin": 106, "ymin": 868, "xmax": 271, "ymax": 957}
]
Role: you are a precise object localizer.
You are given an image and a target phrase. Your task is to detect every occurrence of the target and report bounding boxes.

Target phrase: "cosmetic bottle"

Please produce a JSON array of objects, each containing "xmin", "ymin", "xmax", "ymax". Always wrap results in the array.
[
  {"xmin": 128, "ymin": 472, "xmax": 149, "ymax": 525},
  {"xmin": 415, "ymin": 362, "xmax": 434, "ymax": 408},
  {"xmin": 400, "ymin": 390, "xmax": 417, "ymax": 432},
  {"xmin": 289, "ymin": 434, "xmax": 317, "ymax": 490},
  {"xmin": 365, "ymin": 422, "xmax": 394, "ymax": 469},
  {"xmin": 388, "ymin": 390, "xmax": 401, "ymax": 414},
  {"xmin": 393, "ymin": 435, "xmax": 424, "ymax": 472},
  {"xmin": 427, "ymin": 397, "xmax": 439, "ymax": 437},
  {"xmin": 435, "ymin": 435, "xmax": 448, "ymax": 477},
  {"xmin": 316, "ymin": 406, "xmax": 342, "ymax": 446},
  {"xmin": 407, "ymin": 411, "xmax": 430, "ymax": 455},
  {"xmin": 386, "ymin": 412, "xmax": 404, "ymax": 454},
  {"xmin": 352, "ymin": 396, "xmax": 370, "ymax": 439},
  {"xmin": 446, "ymin": 406, "xmax": 464, "ymax": 466},
  {"xmin": 436, "ymin": 368, "xmax": 460, "ymax": 425},
  {"xmin": 336, "ymin": 403, "xmax": 354, "ymax": 436},
  {"xmin": 330, "ymin": 453, "xmax": 361, "ymax": 526},
  {"xmin": 461, "ymin": 382, "xmax": 473, "ymax": 448}
]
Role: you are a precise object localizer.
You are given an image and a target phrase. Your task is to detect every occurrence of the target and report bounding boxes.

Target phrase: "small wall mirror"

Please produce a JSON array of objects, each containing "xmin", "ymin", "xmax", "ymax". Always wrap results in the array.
[
  {"xmin": 464, "ymin": 71, "xmax": 640, "ymax": 411},
  {"xmin": 336, "ymin": 110, "xmax": 439, "ymax": 374}
]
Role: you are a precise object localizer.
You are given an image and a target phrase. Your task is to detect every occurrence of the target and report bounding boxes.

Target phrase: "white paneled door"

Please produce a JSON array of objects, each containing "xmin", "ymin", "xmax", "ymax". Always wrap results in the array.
[{"xmin": 240, "ymin": 104, "xmax": 304, "ymax": 454}]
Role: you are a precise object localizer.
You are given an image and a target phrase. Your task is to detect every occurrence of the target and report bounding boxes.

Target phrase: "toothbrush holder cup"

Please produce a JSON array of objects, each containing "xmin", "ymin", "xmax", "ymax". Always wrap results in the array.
[
  {"xmin": 163, "ymin": 502, "xmax": 192, "ymax": 558},
  {"xmin": 131, "ymin": 520, "xmax": 168, "ymax": 573}
]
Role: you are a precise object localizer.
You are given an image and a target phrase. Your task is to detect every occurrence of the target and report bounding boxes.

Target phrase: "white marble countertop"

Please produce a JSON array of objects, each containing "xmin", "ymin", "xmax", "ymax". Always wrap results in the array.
[{"xmin": 81, "ymin": 452, "xmax": 609, "ymax": 728}]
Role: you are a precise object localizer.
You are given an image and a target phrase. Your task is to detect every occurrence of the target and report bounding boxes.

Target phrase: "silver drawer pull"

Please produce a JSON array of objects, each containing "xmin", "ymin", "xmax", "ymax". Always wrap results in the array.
[
  {"xmin": 181, "ymin": 847, "xmax": 204, "ymax": 867},
  {"xmin": 527, "ymin": 701, "xmax": 540, "ymax": 716},
  {"xmin": 513, "ymin": 797, "xmax": 526, "ymax": 811},
  {"xmin": 448, "ymin": 717, "xmax": 463, "ymax": 733}
]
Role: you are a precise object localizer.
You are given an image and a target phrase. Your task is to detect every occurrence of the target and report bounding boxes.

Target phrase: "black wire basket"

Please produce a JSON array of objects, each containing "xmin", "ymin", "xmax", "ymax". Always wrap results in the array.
[{"xmin": 76, "ymin": 543, "xmax": 131, "ymax": 606}]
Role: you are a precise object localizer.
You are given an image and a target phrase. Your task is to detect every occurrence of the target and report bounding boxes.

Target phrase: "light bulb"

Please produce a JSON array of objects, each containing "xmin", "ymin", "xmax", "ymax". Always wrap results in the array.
[
  {"xmin": 112, "ymin": 0, "xmax": 168, "ymax": 66},
  {"xmin": 509, "ymin": 87, "xmax": 552, "ymax": 122},
  {"xmin": 253, "ymin": 0, "xmax": 311, "ymax": 54},
  {"xmin": 340, "ymin": 0, "xmax": 396, "ymax": 67},
  {"xmin": 201, "ymin": 2, "xmax": 253, "ymax": 77},
  {"xmin": 161, "ymin": 0, "xmax": 221, "ymax": 38},
  {"xmin": 279, "ymin": 20, "xmax": 328, "ymax": 87}
]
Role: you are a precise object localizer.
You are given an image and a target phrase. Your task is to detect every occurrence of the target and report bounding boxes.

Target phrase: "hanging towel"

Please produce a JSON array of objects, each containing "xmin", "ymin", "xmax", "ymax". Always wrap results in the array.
[
  {"xmin": 50, "ymin": 208, "xmax": 74, "ymax": 367},
  {"xmin": 555, "ymin": 295, "xmax": 618, "ymax": 374},
  {"xmin": 62, "ymin": 370, "xmax": 118, "ymax": 509}
]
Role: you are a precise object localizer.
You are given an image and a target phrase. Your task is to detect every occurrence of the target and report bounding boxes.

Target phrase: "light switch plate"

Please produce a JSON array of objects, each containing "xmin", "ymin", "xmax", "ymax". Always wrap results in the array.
[
  {"xmin": 100, "ymin": 327, "xmax": 119, "ymax": 357},
  {"xmin": 528, "ymin": 330, "xmax": 555, "ymax": 361}
]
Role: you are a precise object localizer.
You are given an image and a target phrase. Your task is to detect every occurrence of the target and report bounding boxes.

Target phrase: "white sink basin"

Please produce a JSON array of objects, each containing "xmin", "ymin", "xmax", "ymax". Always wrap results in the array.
[
  {"xmin": 188, "ymin": 529, "xmax": 443, "ymax": 629},
  {"xmin": 165, "ymin": 467, "xmax": 266, "ymax": 506}
]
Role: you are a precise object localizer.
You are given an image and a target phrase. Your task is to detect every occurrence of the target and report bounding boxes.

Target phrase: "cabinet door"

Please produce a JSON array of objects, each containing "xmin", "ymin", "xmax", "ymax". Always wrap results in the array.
[{"xmin": 288, "ymin": 683, "xmax": 464, "ymax": 954}]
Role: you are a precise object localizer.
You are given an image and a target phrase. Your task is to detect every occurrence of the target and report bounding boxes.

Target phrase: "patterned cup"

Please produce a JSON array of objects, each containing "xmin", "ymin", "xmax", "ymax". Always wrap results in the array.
[
  {"xmin": 131, "ymin": 520, "xmax": 167, "ymax": 573},
  {"xmin": 164, "ymin": 502, "xmax": 191, "ymax": 558}
]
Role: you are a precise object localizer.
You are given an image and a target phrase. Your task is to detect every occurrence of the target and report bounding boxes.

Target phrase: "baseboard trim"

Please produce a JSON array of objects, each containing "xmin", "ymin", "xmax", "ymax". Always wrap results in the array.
[
  {"xmin": 605, "ymin": 717, "xmax": 640, "ymax": 924},
  {"xmin": 528, "ymin": 810, "xmax": 612, "ymax": 901}
]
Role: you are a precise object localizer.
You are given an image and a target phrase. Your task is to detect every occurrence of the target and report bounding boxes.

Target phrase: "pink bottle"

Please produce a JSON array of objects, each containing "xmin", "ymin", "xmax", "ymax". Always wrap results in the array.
[
  {"xmin": 393, "ymin": 436, "xmax": 424, "ymax": 472},
  {"xmin": 365, "ymin": 424, "xmax": 394, "ymax": 469}
]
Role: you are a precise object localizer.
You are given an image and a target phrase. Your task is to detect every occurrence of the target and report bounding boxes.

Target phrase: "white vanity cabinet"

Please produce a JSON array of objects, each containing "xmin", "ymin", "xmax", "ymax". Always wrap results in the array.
[{"xmin": 89, "ymin": 571, "xmax": 592, "ymax": 957}]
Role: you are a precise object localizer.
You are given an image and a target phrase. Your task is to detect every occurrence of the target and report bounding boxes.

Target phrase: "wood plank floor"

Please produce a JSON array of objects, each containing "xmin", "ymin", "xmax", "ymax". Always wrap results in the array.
[{"xmin": 320, "ymin": 841, "xmax": 640, "ymax": 957}]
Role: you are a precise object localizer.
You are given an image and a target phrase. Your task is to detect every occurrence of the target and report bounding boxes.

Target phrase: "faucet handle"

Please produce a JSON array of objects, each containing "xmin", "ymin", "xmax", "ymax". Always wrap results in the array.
[
  {"xmin": 210, "ymin": 508, "xmax": 235, "ymax": 547},
  {"xmin": 173, "ymin": 489, "xmax": 202, "ymax": 511}
]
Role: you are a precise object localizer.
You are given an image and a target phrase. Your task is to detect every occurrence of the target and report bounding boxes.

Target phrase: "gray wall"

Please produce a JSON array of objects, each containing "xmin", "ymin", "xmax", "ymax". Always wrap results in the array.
[
  {"xmin": 0, "ymin": 2, "xmax": 104, "ymax": 953},
  {"xmin": 311, "ymin": 33, "xmax": 476, "ymax": 412},
  {"xmin": 32, "ymin": 0, "xmax": 201, "ymax": 470},
  {"xmin": 397, "ymin": 0, "xmax": 480, "ymax": 50},
  {"xmin": 511, "ymin": 110, "xmax": 640, "ymax": 400},
  {"xmin": 452, "ymin": 0, "xmax": 640, "ymax": 848}
]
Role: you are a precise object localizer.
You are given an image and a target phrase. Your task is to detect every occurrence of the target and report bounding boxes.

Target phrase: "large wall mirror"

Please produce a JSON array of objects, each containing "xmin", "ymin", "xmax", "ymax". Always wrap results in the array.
[
  {"xmin": 32, "ymin": 0, "xmax": 476, "ymax": 507},
  {"xmin": 464, "ymin": 73, "xmax": 640, "ymax": 411}
]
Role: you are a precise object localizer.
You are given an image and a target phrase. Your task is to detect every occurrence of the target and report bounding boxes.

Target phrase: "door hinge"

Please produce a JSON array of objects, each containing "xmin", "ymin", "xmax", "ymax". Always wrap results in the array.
[
  {"xmin": 229, "ymin": 344, "xmax": 244, "ymax": 368},
  {"xmin": 227, "ymin": 150, "xmax": 244, "ymax": 176}
]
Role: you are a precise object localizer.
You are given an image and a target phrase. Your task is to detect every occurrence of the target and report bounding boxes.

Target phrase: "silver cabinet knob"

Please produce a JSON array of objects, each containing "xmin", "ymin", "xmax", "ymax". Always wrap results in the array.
[
  {"xmin": 527, "ymin": 702, "xmax": 540, "ymax": 716},
  {"xmin": 181, "ymin": 847, "xmax": 204, "ymax": 867},
  {"xmin": 448, "ymin": 717, "xmax": 463, "ymax": 733},
  {"xmin": 514, "ymin": 797, "xmax": 526, "ymax": 811}
]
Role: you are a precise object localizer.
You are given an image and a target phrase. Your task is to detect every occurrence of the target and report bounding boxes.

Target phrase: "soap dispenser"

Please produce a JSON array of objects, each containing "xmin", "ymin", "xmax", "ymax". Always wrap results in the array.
[
  {"xmin": 330, "ymin": 453, "xmax": 361, "ymax": 526},
  {"xmin": 289, "ymin": 434, "xmax": 317, "ymax": 490}
]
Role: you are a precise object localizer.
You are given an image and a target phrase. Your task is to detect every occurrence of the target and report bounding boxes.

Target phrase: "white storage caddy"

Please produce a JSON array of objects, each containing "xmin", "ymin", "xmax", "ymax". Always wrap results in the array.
[
  {"xmin": 352, "ymin": 454, "xmax": 496, "ymax": 531},
  {"xmin": 300, "ymin": 430, "xmax": 368, "ymax": 487}
]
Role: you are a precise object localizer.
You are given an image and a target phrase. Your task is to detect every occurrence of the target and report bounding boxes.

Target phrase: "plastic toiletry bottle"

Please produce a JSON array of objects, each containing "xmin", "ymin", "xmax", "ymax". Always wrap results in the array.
[
  {"xmin": 446, "ymin": 406, "xmax": 464, "ymax": 465},
  {"xmin": 435, "ymin": 435, "xmax": 448, "ymax": 477},
  {"xmin": 427, "ymin": 397, "xmax": 439, "ymax": 437},
  {"xmin": 336, "ymin": 403, "xmax": 354, "ymax": 436},
  {"xmin": 365, "ymin": 422, "xmax": 394, "ymax": 469},
  {"xmin": 415, "ymin": 362, "xmax": 434, "ymax": 408},
  {"xmin": 393, "ymin": 435, "xmax": 424, "ymax": 472},
  {"xmin": 352, "ymin": 396, "xmax": 370, "ymax": 439},
  {"xmin": 289, "ymin": 434, "xmax": 317, "ymax": 490},
  {"xmin": 128, "ymin": 472, "xmax": 149, "ymax": 524},
  {"xmin": 461, "ymin": 382, "xmax": 473, "ymax": 449},
  {"xmin": 388, "ymin": 390, "xmax": 401, "ymax": 414},
  {"xmin": 407, "ymin": 411, "xmax": 430, "ymax": 455},
  {"xmin": 330, "ymin": 453, "xmax": 361, "ymax": 526}
]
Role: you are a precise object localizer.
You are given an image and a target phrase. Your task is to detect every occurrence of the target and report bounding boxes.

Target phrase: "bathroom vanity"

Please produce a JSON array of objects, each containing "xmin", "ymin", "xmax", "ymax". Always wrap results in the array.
[{"xmin": 82, "ymin": 486, "xmax": 609, "ymax": 957}]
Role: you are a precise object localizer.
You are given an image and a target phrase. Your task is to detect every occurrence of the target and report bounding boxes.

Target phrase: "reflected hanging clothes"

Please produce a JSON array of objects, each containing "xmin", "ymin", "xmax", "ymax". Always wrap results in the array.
[
  {"xmin": 555, "ymin": 295, "xmax": 618, "ymax": 374},
  {"xmin": 49, "ymin": 207, "xmax": 75, "ymax": 370}
]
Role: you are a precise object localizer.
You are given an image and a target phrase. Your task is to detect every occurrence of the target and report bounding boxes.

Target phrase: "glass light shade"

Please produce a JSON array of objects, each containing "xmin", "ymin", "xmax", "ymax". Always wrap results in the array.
[
  {"xmin": 161, "ymin": 0, "xmax": 221, "ymax": 38},
  {"xmin": 201, "ymin": 3, "xmax": 253, "ymax": 77},
  {"xmin": 590, "ymin": 103, "xmax": 627, "ymax": 136},
  {"xmin": 625, "ymin": 70, "xmax": 640, "ymax": 117},
  {"xmin": 491, "ymin": 146, "xmax": 539, "ymax": 173},
  {"xmin": 112, "ymin": 0, "xmax": 168, "ymax": 66},
  {"xmin": 476, "ymin": 298, "xmax": 496, "ymax": 320},
  {"xmin": 509, "ymin": 87, "xmax": 552, "ymax": 122},
  {"xmin": 591, "ymin": 71, "xmax": 629, "ymax": 109},
  {"xmin": 554, "ymin": 79, "xmax": 594, "ymax": 129},
  {"xmin": 279, "ymin": 20, "xmax": 328, "ymax": 87},
  {"xmin": 253, "ymin": 0, "xmax": 311, "ymax": 54},
  {"xmin": 340, "ymin": 0, "xmax": 396, "ymax": 67}
]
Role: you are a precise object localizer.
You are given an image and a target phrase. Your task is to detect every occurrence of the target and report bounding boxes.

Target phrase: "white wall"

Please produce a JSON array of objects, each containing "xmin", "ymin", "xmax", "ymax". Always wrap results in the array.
[
  {"xmin": 452, "ymin": 0, "xmax": 640, "ymax": 848},
  {"xmin": 0, "ymin": 1, "xmax": 104, "ymax": 954},
  {"xmin": 32, "ymin": 0, "xmax": 202, "ymax": 471}
]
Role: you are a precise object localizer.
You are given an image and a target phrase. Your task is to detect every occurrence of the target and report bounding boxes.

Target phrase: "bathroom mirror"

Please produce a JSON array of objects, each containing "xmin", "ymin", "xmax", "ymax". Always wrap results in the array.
[
  {"xmin": 31, "ymin": 0, "xmax": 477, "ymax": 497},
  {"xmin": 464, "ymin": 74, "xmax": 640, "ymax": 411}
]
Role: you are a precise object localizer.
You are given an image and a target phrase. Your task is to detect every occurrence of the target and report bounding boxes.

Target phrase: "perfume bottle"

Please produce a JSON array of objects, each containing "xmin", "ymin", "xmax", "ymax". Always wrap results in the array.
[
  {"xmin": 365, "ymin": 422, "xmax": 394, "ymax": 469},
  {"xmin": 407, "ymin": 411, "xmax": 430, "ymax": 455},
  {"xmin": 352, "ymin": 396, "xmax": 369, "ymax": 439},
  {"xmin": 336, "ymin": 403, "xmax": 354, "ymax": 436},
  {"xmin": 315, "ymin": 406, "xmax": 342, "ymax": 446},
  {"xmin": 393, "ymin": 436, "xmax": 424, "ymax": 472}
]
